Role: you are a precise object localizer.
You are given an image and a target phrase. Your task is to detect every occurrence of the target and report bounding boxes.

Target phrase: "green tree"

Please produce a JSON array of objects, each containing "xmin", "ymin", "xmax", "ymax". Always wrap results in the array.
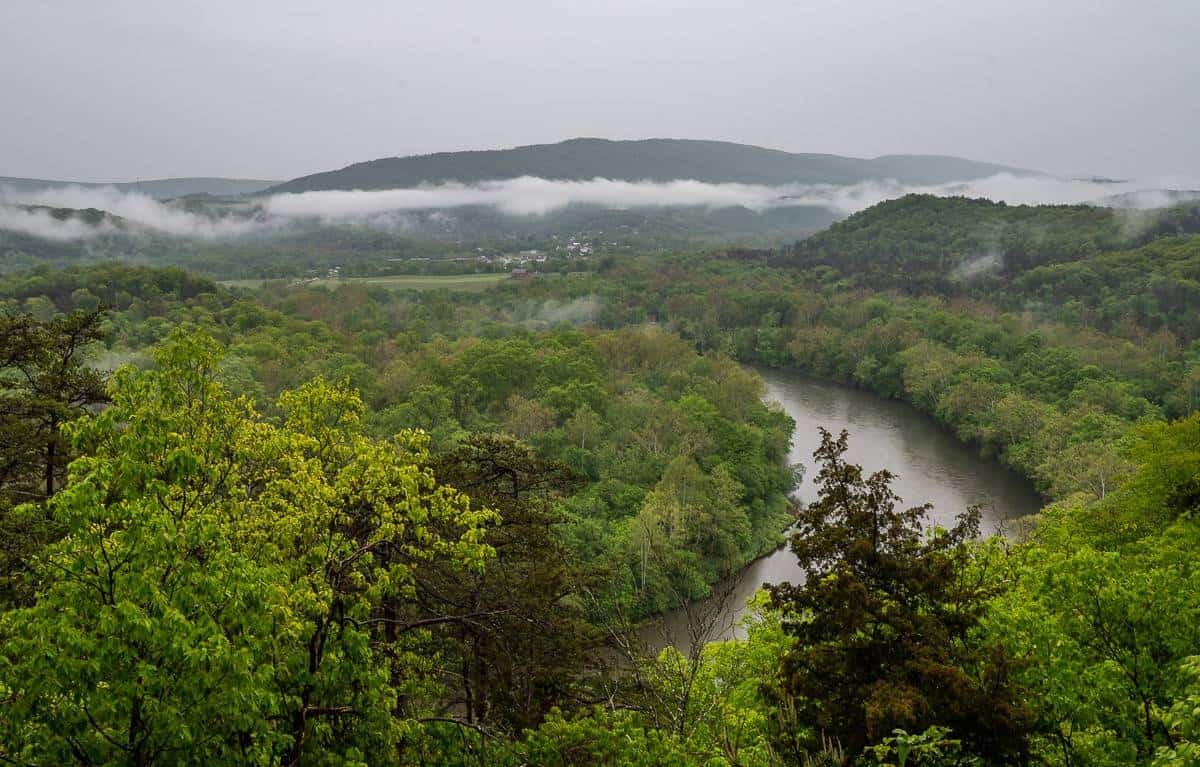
[
  {"xmin": 0, "ymin": 308, "xmax": 107, "ymax": 503},
  {"xmin": 767, "ymin": 429, "xmax": 1032, "ymax": 764},
  {"xmin": 413, "ymin": 434, "xmax": 598, "ymax": 735},
  {"xmin": 1155, "ymin": 657, "xmax": 1200, "ymax": 766},
  {"xmin": 0, "ymin": 331, "xmax": 494, "ymax": 765},
  {"xmin": 565, "ymin": 403, "xmax": 603, "ymax": 450},
  {"xmin": 504, "ymin": 393, "xmax": 558, "ymax": 440},
  {"xmin": 0, "ymin": 309, "xmax": 107, "ymax": 608}
]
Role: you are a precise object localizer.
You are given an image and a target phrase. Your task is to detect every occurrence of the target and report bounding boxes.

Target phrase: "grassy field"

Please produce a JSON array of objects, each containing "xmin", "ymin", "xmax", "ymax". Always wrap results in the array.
[{"xmin": 219, "ymin": 273, "xmax": 510, "ymax": 292}]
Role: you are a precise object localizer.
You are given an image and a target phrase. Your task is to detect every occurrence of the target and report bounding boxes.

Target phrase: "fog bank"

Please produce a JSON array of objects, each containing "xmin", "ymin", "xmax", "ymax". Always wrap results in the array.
[{"xmin": 2, "ymin": 173, "xmax": 1195, "ymax": 241}]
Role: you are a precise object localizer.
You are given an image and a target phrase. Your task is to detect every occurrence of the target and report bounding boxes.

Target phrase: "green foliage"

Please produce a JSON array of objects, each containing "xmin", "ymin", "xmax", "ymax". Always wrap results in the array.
[
  {"xmin": 774, "ymin": 195, "xmax": 1200, "ymax": 345},
  {"xmin": 987, "ymin": 414, "xmax": 1200, "ymax": 765},
  {"xmin": 1155, "ymin": 656, "xmax": 1200, "ymax": 766},
  {"xmin": 627, "ymin": 595, "xmax": 795, "ymax": 766},
  {"xmin": 368, "ymin": 325, "xmax": 795, "ymax": 614},
  {"xmin": 767, "ymin": 430, "xmax": 1033, "ymax": 763},
  {"xmin": 0, "ymin": 331, "xmax": 494, "ymax": 765},
  {"xmin": 862, "ymin": 726, "xmax": 981, "ymax": 767},
  {"xmin": 414, "ymin": 434, "xmax": 599, "ymax": 734},
  {"xmin": 3, "ymin": 189, "xmax": 1199, "ymax": 766},
  {"xmin": 0, "ymin": 308, "xmax": 107, "ymax": 607},
  {"xmin": 515, "ymin": 707, "xmax": 694, "ymax": 767}
]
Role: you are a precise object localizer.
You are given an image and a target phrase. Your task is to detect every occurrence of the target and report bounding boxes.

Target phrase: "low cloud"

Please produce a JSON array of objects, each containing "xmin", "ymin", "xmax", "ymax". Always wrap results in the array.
[
  {"xmin": 0, "ymin": 185, "xmax": 268, "ymax": 239},
  {"xmin": 529, "ymin": 296, "xmax": 603, "ymax": 325},
  {"xmin": 951, "ymin": 248, "xmax": 1004, "ymax": 282},
  {"xmin": 774, "ymin": 174, "xmax": 1185, "ymax": 214},
  {"xmin": 263, "ymin": 174, "xmax": 1191, "ymax": 220},
  {"xmin": 0, "ymin": 205, "xmax": 118, "ymax": 241},
  {"xmin": 3, "ymin": 173, "xmax": 1197, "ymax": 242},
  {"xmin": 263, "ymin": 176, "xmax": 791, "ymax": 218}
]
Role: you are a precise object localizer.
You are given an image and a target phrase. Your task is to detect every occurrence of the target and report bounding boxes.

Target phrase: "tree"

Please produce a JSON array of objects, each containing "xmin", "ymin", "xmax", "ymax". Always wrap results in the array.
[
  {"xmin": 1042, "ymin": 439, "xmax": 1132, "ymax": 500},
  {"xmin": 565, "ymin": 403, "xmax": 604, "ymax": 450},
  {"xmin": 0, "ymin": 331, "xmax": 494, "ymax": 765},
  {"xmin": 1155, "ymin": 656, "xmax": 1200, "ymax": 766},
  {"xmin": 767, "ymin": 429, "xmax": 1032, "ymax": 764},
  {"xmin": 991, "ymin": 540, "xmax": 1197, "ymax": 765},
  {"xmin": 516, "ymin": 707, "xmax": 694, "ymax": 767},
  {"xmin": 989, "ymin": 415, "xmax": 1200, "ymax": 764},
  {"xmin": 0, "ymin": 309, "xmax": 107, "ymax": 608},
  {"xmin": 504, "ymin": 393, "xmax": 558, "ymax": 440},
  {"xmin": 631, "ymin": 457, "xmax": 750, "ymax": 612},
  {"xmin": 0, "ymin": 308, "xmax": 106, "ymax": 503},
  {"xmin": 412, "ymin": 434, "xmax": 598, "ymax": 735}
]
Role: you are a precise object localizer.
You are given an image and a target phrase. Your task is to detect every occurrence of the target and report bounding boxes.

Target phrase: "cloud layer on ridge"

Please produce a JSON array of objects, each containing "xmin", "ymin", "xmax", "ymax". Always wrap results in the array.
[{"xmin": 2, "ymin": 173, "xmax": 1193, "ymax": 241}]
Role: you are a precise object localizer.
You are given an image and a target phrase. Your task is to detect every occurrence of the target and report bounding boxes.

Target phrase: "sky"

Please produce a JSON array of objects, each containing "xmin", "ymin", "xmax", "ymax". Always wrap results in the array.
[{"xmin": 2, "ymin": 0, "xmax": 1198, "ymax": 184}]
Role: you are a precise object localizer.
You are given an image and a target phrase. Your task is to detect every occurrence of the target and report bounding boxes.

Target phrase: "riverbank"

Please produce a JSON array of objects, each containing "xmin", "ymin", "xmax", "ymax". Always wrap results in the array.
[{"xmin": 639, "ymin": 366, "xmax": 1042, "ymax": 652}]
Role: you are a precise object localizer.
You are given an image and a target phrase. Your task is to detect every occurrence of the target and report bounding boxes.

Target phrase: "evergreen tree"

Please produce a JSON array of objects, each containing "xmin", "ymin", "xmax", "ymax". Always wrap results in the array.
[{"xmin": 768, "ymin": 429, "xmax": 1033, "ymax": 763}]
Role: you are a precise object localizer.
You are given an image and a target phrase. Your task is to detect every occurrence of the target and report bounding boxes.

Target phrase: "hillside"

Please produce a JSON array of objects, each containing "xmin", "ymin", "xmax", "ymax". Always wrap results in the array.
[
  {"xmin": 776, "ymin": 194, "xmax": 1200, "ymax": 283},
  {"xmin": 0, "ymin": 176, "xmax": 277, "ymax": 199},
  {"xmin": 776, "ymin": 195, "xmax": 1125, "ymax": 284},
  {"xmin": 770, "ymin": 193, "xmax": 1200, "ymax": 341},
  {"xmin": 1091, "ymin": 188, "xmax": 1200, "ymax": 209},
  {"xmin": 266, "ymin": 138, "xmax": 1032, "ymax": 193}
]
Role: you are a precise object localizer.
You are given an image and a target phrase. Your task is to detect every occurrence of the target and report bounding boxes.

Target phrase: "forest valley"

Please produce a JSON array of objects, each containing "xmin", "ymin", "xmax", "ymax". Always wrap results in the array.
[{"xmin": 1, "ymin": 195, "xmax": 1199, "ymax": 765}]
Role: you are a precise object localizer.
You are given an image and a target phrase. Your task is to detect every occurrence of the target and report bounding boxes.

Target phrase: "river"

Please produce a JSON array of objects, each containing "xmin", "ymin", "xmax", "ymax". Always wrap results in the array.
[{"xmin": 641, "ymin": 367, "xmax": 1043, "ymax": 653}]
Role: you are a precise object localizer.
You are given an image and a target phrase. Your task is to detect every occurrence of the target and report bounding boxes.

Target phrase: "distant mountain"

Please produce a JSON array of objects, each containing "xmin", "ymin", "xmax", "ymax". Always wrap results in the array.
[
  {"xmin": 266, "ymin": 138, "xmax": 1033, "ymax": 194},
  {"xmin": 0, "ymin": 176, "xmax": 277, "ymax": 199}
]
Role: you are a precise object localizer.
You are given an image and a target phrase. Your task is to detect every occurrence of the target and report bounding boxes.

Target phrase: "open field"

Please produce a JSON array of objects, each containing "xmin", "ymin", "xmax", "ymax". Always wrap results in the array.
[{"xmin": 219, "ymin": 273, "xmax": 510, "ymax": 291}]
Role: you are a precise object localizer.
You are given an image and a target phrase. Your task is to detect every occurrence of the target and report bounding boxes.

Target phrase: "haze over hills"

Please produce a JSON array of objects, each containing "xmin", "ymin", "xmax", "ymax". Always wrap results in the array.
[
  {"xmin": 11, "ymin": 137, "xmax": 1193, "ymax": 249},
  {"xmin": 1090, "ymin": 188, "xmax": 1200, "ymax": 209},
  {"xmin": 0, "ymin": 176, "xmax": 277, "ymax": 199},
  {"xmin": 266, "ymin": 138, "xmax": 1034, "ymax": 194}
]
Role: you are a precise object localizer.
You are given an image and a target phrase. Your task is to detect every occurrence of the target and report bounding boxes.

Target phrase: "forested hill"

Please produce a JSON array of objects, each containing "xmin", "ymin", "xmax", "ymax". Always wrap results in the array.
[
  {"xmin": 266, "ymin": 138, "xmax": 1030, "ymax": 193},
  {"xmin": 770, "ymin": 194, "xmax": 1200, "ymax": 338},
  {"xmin": 781, "ymin": 195, "xmax": 1200, "ymax": 279}
]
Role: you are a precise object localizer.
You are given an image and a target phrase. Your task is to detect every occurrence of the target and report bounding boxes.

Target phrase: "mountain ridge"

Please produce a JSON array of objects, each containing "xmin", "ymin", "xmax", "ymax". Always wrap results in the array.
[
  {"xmin": 266, "ymin": 138, "xmax": 1035, "ymax": 195},
  {"xmin": 0, "ymin": 176, "xmax": 277, "ymax": 199}
]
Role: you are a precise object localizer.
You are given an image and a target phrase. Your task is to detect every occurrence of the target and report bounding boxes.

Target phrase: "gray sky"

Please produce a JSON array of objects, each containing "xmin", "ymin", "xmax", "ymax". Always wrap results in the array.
[{"xmin": 2, "ymin": 0, "xmax": 1197, "ymax": 183}]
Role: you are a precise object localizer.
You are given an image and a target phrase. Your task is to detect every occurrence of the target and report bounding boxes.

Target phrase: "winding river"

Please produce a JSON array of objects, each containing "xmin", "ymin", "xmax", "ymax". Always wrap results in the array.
[{"xmin": 643, "ymin": 368, "xmax": 1043, "ymax": 652}]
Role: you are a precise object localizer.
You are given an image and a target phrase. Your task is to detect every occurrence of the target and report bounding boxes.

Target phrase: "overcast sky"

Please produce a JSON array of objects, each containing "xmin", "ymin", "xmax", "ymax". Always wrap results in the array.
[{"xmin": 2, "ymin": 0, "xmax": 1197, "ymax": 184}]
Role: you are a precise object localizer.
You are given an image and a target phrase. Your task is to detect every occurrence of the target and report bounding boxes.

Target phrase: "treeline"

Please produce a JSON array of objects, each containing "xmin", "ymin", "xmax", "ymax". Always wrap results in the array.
[
  {"xmin": 0, "ymin": 225, "xmax": 498, "ymax": 279},
  {"xmin": 1, "ymin": 201, "xmax": 817, "ymax": 280}
]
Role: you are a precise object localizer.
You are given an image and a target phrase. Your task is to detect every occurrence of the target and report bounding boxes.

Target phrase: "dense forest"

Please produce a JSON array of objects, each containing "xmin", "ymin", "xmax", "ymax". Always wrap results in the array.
[{"xmin": 1, "ymin": 195, "xmax": 1199, "ymax": 765}]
